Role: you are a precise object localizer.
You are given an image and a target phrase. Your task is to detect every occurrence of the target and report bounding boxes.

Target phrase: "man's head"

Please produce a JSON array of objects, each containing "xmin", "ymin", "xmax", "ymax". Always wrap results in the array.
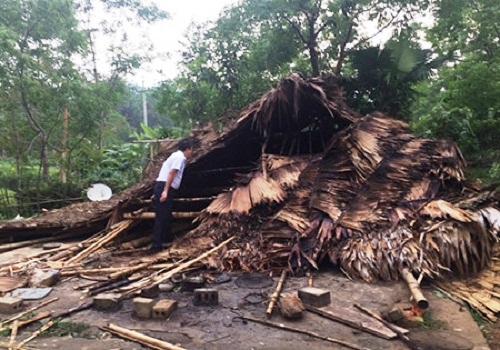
[{"xmin": 178, "ymin": 138, "xmax": 194, "ymax": 158}]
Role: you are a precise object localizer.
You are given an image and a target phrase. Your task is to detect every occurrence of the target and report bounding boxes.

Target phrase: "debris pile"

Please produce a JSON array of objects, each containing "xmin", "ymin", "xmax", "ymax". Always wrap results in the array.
[{"xmin": 0, "ymin": 73, "xmax": 499, "ymax": 328}]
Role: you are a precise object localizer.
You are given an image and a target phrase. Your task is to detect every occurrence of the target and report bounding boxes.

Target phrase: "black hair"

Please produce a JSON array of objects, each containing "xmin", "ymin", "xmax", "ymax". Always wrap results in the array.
[{"xmin": 178, "ymin": 138, "xmax": 194, "ymax": 151}]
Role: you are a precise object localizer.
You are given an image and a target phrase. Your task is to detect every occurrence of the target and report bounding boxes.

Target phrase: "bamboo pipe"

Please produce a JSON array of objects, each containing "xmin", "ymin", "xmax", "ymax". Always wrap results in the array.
[
  {"xmin": 400, "ymin": 268, "xmax": 429, "ymax": 310},
  {"xmin": 103, "ymin": 323, "xmax": 186, "ymax": 350},
  {"xmin": 266, "ymin": 270, "xmax": 287, "ymax": 318}
]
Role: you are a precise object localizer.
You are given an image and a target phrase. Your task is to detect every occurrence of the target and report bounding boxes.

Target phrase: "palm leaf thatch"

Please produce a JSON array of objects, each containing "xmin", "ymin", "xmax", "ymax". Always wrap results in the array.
[{"xmin": 1, "ymin": 74, "xmax": 498, "ymax": 294}]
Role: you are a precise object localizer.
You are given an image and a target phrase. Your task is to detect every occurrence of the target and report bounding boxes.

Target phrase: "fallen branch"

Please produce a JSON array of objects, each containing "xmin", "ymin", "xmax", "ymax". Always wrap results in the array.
[
  {"xmin": 239, "ymin": 315, "xmax": 367, "ymax": 350},
  {"xmin": 102, "ymin": 323, "xmax": 186, "ymax": 350},
  {"xmin": 400, "ymin": 268, "xmax": 429, "ymax": 310},
  {"xmin": 266, "ymin": 269, "xmax": 287, "ymax": 318}
]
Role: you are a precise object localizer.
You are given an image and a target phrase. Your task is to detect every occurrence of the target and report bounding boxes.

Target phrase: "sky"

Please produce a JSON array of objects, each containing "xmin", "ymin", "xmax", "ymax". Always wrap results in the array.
[{"xmin": 127, "ymin": 0, "xmax": 240, "ymax": 87}]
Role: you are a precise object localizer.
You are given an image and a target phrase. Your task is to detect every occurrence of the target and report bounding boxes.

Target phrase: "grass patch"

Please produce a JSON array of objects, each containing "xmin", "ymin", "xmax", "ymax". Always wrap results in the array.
[
  {"xmin": 420, "ymin": 311, "xmax": 445, "ymax": 330},
  {"xmin": 42, "ymin": 319, "xmax": 91, "ymax": 338}
]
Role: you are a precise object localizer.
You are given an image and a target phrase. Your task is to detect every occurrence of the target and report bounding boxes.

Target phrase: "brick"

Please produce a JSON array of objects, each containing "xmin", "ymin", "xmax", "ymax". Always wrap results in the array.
[
  {"xmin": 140, "ymin": 284, "xmax": 160, "ymax": 298},
  {"xmin": 133, "ymin": 297, "xmax": 155, "ymax": 319},
  {"xmin": 298, "ymin": 287, "xmax": 331, "ymax": 307},
  {"xmin": 0, "ymin": 297, "xmax": 23, "ymax": 314},
  {"xmin": 93, "ymin": 293, "xmax": 122, "ymax": 311},
  {"xmin": 152, "ymin": 299, "xmax": 177, "ymax": 319},
  {"xmin": 193, "ymin": 288, "xmax": 219, "ymax": 306}
]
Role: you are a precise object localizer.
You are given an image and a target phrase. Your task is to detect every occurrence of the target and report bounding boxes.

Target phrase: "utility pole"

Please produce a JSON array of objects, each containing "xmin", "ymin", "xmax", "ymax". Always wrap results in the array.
[{"xmin": 142, "ymin": 82, "xmax": 148, "ymax": 127}]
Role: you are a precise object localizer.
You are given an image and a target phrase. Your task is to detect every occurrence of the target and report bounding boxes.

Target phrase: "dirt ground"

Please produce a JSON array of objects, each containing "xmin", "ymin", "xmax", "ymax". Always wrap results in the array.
[{"xmin": 0, "ymin": 266, "xmax": 495, "ymax": 350}]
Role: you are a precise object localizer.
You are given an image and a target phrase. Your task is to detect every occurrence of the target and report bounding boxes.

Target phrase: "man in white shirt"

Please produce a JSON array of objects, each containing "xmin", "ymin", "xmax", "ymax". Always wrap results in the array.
[{"xmin": 151, "ymin": 138, "xmax": 194, "ymax": 253}]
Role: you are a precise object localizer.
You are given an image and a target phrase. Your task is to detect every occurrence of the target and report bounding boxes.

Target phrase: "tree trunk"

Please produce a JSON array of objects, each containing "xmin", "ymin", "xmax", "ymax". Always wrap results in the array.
[
  {"xmin": 40, "ymin": 135, "xmax": 50, "ymax": 183},
  {"xmin": 336, "ymin": 22, "xmax": 353, "ymax": 76},
  {"xmin": 59, "ymin": 107, "xmax": 69, "ymax": 183}
]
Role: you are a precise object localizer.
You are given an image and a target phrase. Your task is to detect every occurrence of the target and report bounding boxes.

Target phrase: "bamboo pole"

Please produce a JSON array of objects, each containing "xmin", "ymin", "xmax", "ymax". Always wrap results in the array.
[
  {"xmin": 67, "ymin": 220, "xmax": 135, "ymax": 264},
  {"xmin": 103, "ymin": 323, "xmax": 186, "ymax": 350},
  {"xmin": 123, "ymin": 212, "xmax": 200, "ymax": 220},
  {"xmin": 0, "ymin": 298, "xmax": 58, "ymax": 329},
  {"xmin": 266, "ymin": 270, "xmax": 287, "ymax": 318},
  {"xmin": 108, "ymin": 262, "xmax": 151, "ymax": 280},
  {"xmin": 122, "ymin": 237, "xmax": 235, "ymax": 296},
  {"xmin": 17, "ymin": 320, "xmax": 54, "ymax": 348},
  {"xmin": 240, "ymin": 315, "xmax": 367, "ymax": 350},
  {"xmin": 16, "ymin": 312, "xmax": 51, "ymax": 328},
  {"xmin": 400, "ymin": 268, "xmax": 429, "ymax": 310},
  {"xmin": 9, "ymin": 320, "xmax": 19, "ymax": 350}
]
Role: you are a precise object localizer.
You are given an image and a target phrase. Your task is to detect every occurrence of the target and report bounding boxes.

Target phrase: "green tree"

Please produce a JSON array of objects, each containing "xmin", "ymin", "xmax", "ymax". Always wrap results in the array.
[
  {"xmin": 411, "ymin": 0, "xmax": 500, "ymax": 176},
  {"xmin": 155, "ymin": 0, "xmax": 432, "ymax": 124}
]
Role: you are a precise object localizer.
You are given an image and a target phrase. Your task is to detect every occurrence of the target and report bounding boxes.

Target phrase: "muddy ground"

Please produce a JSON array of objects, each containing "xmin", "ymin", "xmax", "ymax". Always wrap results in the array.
[{"xmin": 0, "ymin": 245, "xmax": 496, "ymax": 350}]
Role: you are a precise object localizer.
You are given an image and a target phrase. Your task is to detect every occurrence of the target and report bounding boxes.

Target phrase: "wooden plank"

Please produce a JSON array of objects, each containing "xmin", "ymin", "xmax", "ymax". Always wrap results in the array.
[{"xmin": 306, "ymin": 304, "xmax": 408, "ymax": 340}]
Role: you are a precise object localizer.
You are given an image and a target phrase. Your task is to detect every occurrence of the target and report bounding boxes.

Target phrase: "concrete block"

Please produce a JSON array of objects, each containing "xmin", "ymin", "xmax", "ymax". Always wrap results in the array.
[
  {"xmin": 298, "ymin": 287, "xmax": 331, "ymax": 307},
  {"xmin": 133, "ymin": 297, "xmax": 155, "ymax": 319},
  {"xmin": 180, "ymin": 276, "xmax": 205, "ymax": 291},
  {"xmin": 152, "ymin": 299, "xmax": 177, "ymax": 319},
  {"xmin": 193, "ymin": 288, "xmax": 219, "ymax": 306},
  {"xmin": 140, "ymin": 284, "xmax": 160, "ymax": 298},
  {"xmin": 0, "ymin": 296, "xmax": 23, "ymax": 314},
  {"xmin": 93, "ymin": 293, "xmax": 122, "ymax": 311}
]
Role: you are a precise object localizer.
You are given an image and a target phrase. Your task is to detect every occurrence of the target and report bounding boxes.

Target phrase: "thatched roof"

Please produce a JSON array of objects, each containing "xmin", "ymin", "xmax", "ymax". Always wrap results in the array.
[{"xmin": 1, "ymin": 74, "xmax": 498, "ymax": 287}]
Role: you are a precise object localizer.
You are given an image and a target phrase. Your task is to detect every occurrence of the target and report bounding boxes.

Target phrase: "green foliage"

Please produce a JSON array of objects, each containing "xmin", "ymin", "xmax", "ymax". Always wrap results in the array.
[
  {"xmin": 411, "ymin": 0, "xmax": 500, "ymax": 180},
  {"xmin": 86, "ymin": 142, "xmax": 148, "ymax": 192},
  {"xmin": 342, "ymin": 35, "xmax": 448, "ymax": 118}
]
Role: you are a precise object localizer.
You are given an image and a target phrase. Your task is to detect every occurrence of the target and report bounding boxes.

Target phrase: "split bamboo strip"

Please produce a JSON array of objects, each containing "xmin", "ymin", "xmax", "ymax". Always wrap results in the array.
[
  {"xmin": 103, "ymin": 323, "xmax": 186, "ymax": 350},
  {"xmin": 266, "ymin": 269, "xmax": 287, "ymax": 318},
  {"xmin": 122, "ymin": 237, "xmax": 235, "ymax": 296},
  {"xmin": 0, "ymin": 342, "xmax": 32, "ymax": 350},
  {"xmin": 0, "ymin": 298, "xmax": 58, "ymax": 329},
  {"xmin": 240, "ymin": 315, "xmax": 366, "ymax": 350},
  {"xmin": 61, "ymin": 267, "xmax": 127, "ymax": 277},
  {"xmin": 67, "ymin": 220, "xmax": 135, "ymax": 264},
  {"xmin": 108, "ymin": 262, "xmax": 152, "ymax": 280},
  {"xmin": 400, "ymin": 268, "xmax": 429, "ymax": 309},
  {"xmin": 9, "ymin": 320, "xmax": 19, "ymax": 350},
  {"xmin": 17, "ymin": 320, "xmax": 54, "ymax": 348},
  {"xmin": 16, "ymin": 312, "xmax": 51, "ymax": 328},
  {"xmin": 123, "ymin": 212, "xmax": 200, "ymax": 220}
]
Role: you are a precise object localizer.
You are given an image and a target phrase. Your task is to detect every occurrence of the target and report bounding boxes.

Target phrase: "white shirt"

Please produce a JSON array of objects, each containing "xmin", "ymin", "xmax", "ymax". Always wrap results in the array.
[{"xmin": 156, "ymin": 150, "xmax": 187, "ymax": 189}]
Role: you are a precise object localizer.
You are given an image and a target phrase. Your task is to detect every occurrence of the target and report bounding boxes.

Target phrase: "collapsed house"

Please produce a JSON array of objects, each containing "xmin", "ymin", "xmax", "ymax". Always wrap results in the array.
[{"xmin": 1, "ymin": 74, "xmax": 499, "ymax": 319}]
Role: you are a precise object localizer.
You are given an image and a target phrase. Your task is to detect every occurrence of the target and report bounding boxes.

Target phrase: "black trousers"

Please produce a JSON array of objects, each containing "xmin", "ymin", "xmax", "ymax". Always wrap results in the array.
[{"xmin": 151, "ymin": 181, "xmax": 178, "ymax": 249}]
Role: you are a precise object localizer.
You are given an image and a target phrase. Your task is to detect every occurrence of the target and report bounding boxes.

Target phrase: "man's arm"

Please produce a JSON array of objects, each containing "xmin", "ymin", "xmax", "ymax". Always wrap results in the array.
[{"xmin": 160, "ymin": 168, "xmax": 178, "ymax": 202}]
